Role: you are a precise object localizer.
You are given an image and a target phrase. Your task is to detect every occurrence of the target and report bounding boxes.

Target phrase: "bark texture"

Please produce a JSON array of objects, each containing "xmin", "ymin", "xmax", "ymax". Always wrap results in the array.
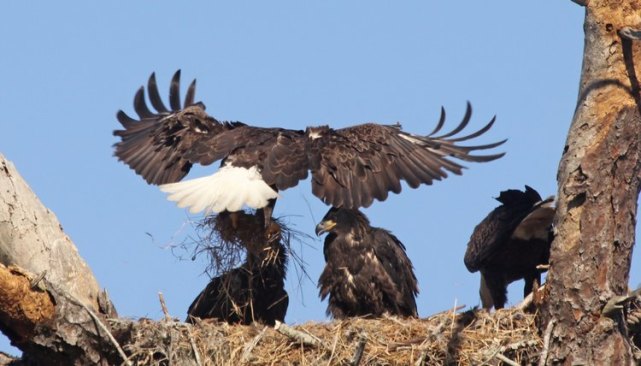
[
  {"xmin": 0, "ymin": 154, "xmax": 103, "ymax": 312},
  {"xmin": 540, "ymin": 1, "xmax": 641, "ymax": 364},
  {"xmin": 0, "ymin": 154, "xmax": 120, "ymax": 364},
  {"xmin": 0, "ymin": 264, "xmax": 124, "ymax": 365}
]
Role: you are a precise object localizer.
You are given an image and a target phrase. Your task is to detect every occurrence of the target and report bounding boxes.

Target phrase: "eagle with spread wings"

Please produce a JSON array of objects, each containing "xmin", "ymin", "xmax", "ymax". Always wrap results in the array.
[{"xmin": 114, "ymin": 70, "xmax": 506, "ymax": 224}]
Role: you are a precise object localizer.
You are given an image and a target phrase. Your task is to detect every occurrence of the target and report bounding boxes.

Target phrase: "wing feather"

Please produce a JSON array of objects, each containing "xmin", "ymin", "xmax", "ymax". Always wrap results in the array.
[
  {"xmin": 310, "ymin": 104, "xmax": 505, "ymax": 208},
  {"xmin": 426, "ymin": 106, "xmax": 446, "ymax": 136},
  {"xmin": 184, "ymin": 79, "xmax": 197, "ymax": 107},
  {"xmin": 116, "ymin": 73, "xmax": 504, "ymax": 212},
  {"xmin": 371, "ymin": 228, "xmax": 418, "ymax": 317},
  {"xmin": 169, "ymin": 70, "xmax": 182, "ymax": 111},
  {"xmin": 147, "ymin": 73, "xmax": 170, "ymax": 113},
  {"xmin": 133, "ymin": 87, "xmax": 155, "ymax": 119},
  {"xmin": 430, "ymin": 101, "xmax": 472, "ymax": 139},
  {"xmin": 259, "ymin": 131, "xmax": 309, "ymax": 190},
  {"xmin": 113, "ymin": 70, "xmax": 244, "ymax": 185}
]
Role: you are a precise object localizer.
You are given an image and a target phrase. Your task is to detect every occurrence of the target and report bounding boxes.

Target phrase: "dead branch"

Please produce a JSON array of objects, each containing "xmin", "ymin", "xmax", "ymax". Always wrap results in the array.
[
  {"xmin": 495, "ymin": 352, "xmax": 520, "ymax": 366},
  {"xmin": 0, "ymin": 154, "xmax": 105, "ymax": 313},
  {"xmin": 518, "ymin": 285, "xmax": 545, "ymax": 310},
  {"xmin": 620, "ymin": 27, "xmax": 641, "ymax": 41},
  {"xmin": 350, "ymin": 334, "xmax": 367, "ymax": 366},
  {"xmin": 76, "ymin": 300, "xmax": 132, "ymax": 366},
  {"xmin": 158, "ymin": 292, "xmax": 172, "ymax": 321},
  {"xmin": 241, "ymin": 326, "xmax": 267, "ymax": 363},
  {"xmin": 274, "ymin": 320, "xmax": 327, "ymax": 349},
  {"xmin": 187, "ymin": 327, "xmax": 203, "ymax": 366},
  {"xmin": 538, "ymin": 320, "xmax": 555, "ymax": 366},
  {"xmin": 0, "ymin": 263, "xmax": 123, "ymax": 365}
]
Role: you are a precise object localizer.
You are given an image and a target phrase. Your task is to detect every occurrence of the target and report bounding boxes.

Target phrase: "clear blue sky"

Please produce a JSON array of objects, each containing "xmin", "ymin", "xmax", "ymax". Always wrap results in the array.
[{"xmin": 1, "ymin": 1, "xmax": 629, "ymax": 355}]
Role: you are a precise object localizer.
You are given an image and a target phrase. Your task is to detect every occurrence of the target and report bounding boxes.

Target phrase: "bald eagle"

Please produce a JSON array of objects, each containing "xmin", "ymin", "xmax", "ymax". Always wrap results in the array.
[
  {"xmin": 113, "ymin": 71, "xmax": 506, "ymax": 225},
  {"xmin": 464, "ymin": 186, "xmax": 554, "ymax": 310},
  {"xmin": 315, "ymin": 207, "xmax": 418, "ymax": 318},
  {"xmin": 186, "ymin": 212, "xmax": 288, "ymax": 325}
]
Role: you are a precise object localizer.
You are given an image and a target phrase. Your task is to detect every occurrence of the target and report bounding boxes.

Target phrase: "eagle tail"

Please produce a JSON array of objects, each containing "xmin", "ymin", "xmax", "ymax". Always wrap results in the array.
[{"xmin": 159, "ymin": 165, "xmax": 279, "ymax": 214}]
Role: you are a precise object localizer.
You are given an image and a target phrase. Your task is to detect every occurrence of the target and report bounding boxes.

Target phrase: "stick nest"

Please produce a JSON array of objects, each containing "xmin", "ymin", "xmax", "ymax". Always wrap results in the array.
[
  {"xmin": 189, "ymin": 211, "xmax": 309, "ymax": 278},
  {"xmin": 110, "ymin": 307, "xmax": 542, "ymax": 365}
]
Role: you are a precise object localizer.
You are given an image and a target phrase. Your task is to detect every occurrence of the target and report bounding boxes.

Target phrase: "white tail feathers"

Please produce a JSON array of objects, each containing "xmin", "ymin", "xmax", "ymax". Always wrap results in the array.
[{"xmin": 159, "ymin": 165, "xmax": 279, "ymax": 214}]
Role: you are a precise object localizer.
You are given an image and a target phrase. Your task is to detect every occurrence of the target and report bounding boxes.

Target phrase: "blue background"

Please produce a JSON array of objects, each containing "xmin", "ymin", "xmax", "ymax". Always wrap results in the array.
[{"xmin": 1, "ymin": 1, "xmax": 629, "ymax": 356}]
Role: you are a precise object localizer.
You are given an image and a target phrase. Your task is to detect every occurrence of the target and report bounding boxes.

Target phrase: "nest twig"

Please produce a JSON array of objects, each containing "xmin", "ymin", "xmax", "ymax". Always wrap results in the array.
[
  {"xmin": 110, "ymin": 307, "xmax": 543, "ymax": 365},
  {"xmin": 187, "ymin": 211, "xmax": 312, "ymax": 281}
]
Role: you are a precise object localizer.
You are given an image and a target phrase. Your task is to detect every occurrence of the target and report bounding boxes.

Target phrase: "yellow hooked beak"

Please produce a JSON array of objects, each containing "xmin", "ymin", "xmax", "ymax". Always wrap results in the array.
[{"xmin": 315, "ymin": 220, "xmax": 336, "ymax": 236}]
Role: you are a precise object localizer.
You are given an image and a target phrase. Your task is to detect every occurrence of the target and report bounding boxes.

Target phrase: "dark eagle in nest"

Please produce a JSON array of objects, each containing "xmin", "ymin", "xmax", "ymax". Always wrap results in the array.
[
  {"xmin": 186, "ymin": 211, "xmax": 288, "ymax": 325},
  {"xmin": 113, "ymin": 70, "xmax": 506, "ymax": 225},
  {"xmin": 315, "ymin": 207, "xmax": 418, "ymax": 318},
  {"xmin": 464, "ymin": 186, "xmax": 554, "ymax": 310}
]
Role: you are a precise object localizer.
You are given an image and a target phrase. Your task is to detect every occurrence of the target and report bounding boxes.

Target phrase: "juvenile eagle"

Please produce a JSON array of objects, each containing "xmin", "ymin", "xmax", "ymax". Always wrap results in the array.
[
  {"xmin": 315, "ymin": 207, "xmax": 418, "ymax": 318},
  {"xmin": 464, "ymin": 186, "xmax": 554, "ymax": 310},
  {"xmin": 113, "ymin": 71, "xmax": 506, "ymax": 224},
  {"xmin": 186, "ymin": 212, "xmax": 288, "ymax": 325}
]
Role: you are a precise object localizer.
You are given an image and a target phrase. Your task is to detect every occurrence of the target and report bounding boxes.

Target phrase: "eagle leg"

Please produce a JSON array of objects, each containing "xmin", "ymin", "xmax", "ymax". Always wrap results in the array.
[
  {"xmin": 523, "ymin": 272, "xmax": 541, "ymax": 298},
  {"xmin": 260, "ymin": 197, "xmax": 278, "ymax": 229},
  {"xmin": 481, "ymin": 271, "xmax": 508, "ymax": 310},
  {"xmin": 479, "ymin": 274, "xmax": 494, "ymax": 310}
]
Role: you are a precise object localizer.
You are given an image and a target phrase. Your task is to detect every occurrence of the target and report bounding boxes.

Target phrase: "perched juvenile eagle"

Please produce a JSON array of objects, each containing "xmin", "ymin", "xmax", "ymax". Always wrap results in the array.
[
  {"xmin": 464, "ymin": 186, "xmax": 554, "ymax": 310},
  {"xmin": 315, "ymin": 207, "xmax": 418, "ymax": 318},
  {"xmin": 114, "ymin": 71, "xmax": 505, "ymax": 224},
  {"xmin": 186, "ymin": 212, "xmax": 288, "ymax": 325}
]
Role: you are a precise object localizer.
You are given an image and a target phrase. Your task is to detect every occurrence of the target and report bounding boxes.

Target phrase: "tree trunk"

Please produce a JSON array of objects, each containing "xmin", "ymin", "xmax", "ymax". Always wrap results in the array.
[
  {"xmin": 539, "ymin": 1, "xmax": 641, "ymax": 364},
  {"xmin": 0, "ymin": 154, "xmax": 120, "ymax": 365},
  {"xmin": 0, "ymin": 154, "xmax": 106, "ymax": 312}
]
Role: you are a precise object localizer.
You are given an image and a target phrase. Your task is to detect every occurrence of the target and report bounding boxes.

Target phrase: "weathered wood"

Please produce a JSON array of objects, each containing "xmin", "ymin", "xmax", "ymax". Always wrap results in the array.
[
  {"xmin": 540, "ymin": 1, "xmax": 641, "ymax": 364},
  {"xmin": 274, "ymin": 320, "xmax": 327, "ymax": 349},
  {"xmin": 0, "ymin": 263, "xmax": 124, "ymax": 365},
  {"xmin": 0, "ymin": 154, "xmax": 122, "ymax": 364},
  {"xmin": 0, "ymin": 154, "xmax": 105, "ymax": 313}
]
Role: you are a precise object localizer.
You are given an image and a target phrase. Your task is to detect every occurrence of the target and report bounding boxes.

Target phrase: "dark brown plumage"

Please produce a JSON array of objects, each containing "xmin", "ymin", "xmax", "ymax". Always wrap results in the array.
[
  {"xmin": 114, "ymin": 70, "xmax": 506, "ymax": 224},
  {"xmin": 186, "ymin": 212, "xmax": 288, "ymax": 326},
  {"xmin": 464, "ymin": 186, "xmax": 554, "ymax": 310},
  {"xmin": 315, "ymin": 207, "xmax": 418, "ymax": 319}
]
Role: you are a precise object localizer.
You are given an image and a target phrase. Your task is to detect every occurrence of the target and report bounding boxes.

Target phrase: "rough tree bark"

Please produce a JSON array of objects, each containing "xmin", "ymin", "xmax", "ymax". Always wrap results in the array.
[
  {"xmin": 0, "ymin": 154, "xmax": 120, "ymax": 365},
  {"xmin": 540, "ymin": 1, "xmax": 641, "ymax": 365},
  {"xmin": 0, "ymin": 155, "xmax": 105, "ymax": 311}
]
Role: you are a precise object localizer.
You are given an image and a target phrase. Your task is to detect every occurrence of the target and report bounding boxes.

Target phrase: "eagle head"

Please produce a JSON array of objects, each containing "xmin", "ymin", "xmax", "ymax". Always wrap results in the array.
[
  {"xmin": 315, "ymin": 207, "xmax": 370, "ymax": 236},
  {"xmin": 306, "ymin": 126, "xmax": 330, "ymax": 140}
]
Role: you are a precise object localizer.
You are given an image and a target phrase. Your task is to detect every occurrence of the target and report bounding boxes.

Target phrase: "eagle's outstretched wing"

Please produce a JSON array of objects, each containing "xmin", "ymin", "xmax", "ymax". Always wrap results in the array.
[
  {"xmin": 113, "ymin": 71, "xmax": 310, "ymax": 192},
  {"xmin": 309, "ymin": 103, "xmax": 507, "ymax": 209},
  {"xmin": 114, "ymin": 71, "xmax": 505, "ymax": 215},
  {"xmin": 113, "ymin": 70, "xmax": 243, "ymax": 185}
]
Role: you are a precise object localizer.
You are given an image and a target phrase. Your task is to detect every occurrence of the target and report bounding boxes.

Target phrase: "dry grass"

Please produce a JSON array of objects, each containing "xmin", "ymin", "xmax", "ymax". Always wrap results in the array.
[
  {"xmin": 125, "ymin": 212, "xmax": 542, "ymax": 364},
  {"xmin": 110, "ymin": 306, "xmax": 542, "ymax": 366},
  {"xmin": 188, "ymin": 211, "xmax": 311, "ymax": 280}
]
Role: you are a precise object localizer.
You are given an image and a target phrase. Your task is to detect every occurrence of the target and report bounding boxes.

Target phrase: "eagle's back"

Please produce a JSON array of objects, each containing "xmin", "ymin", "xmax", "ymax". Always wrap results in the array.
[{"xmin": 464, "ymin": 186, "xmax": 545, "ymax": 272}]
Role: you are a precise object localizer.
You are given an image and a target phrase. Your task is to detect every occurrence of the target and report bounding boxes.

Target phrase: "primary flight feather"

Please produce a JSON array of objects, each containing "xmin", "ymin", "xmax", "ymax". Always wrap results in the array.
[{"xmin": 114, "ymin": 70, "xmax": 506, "ymax": 222}]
